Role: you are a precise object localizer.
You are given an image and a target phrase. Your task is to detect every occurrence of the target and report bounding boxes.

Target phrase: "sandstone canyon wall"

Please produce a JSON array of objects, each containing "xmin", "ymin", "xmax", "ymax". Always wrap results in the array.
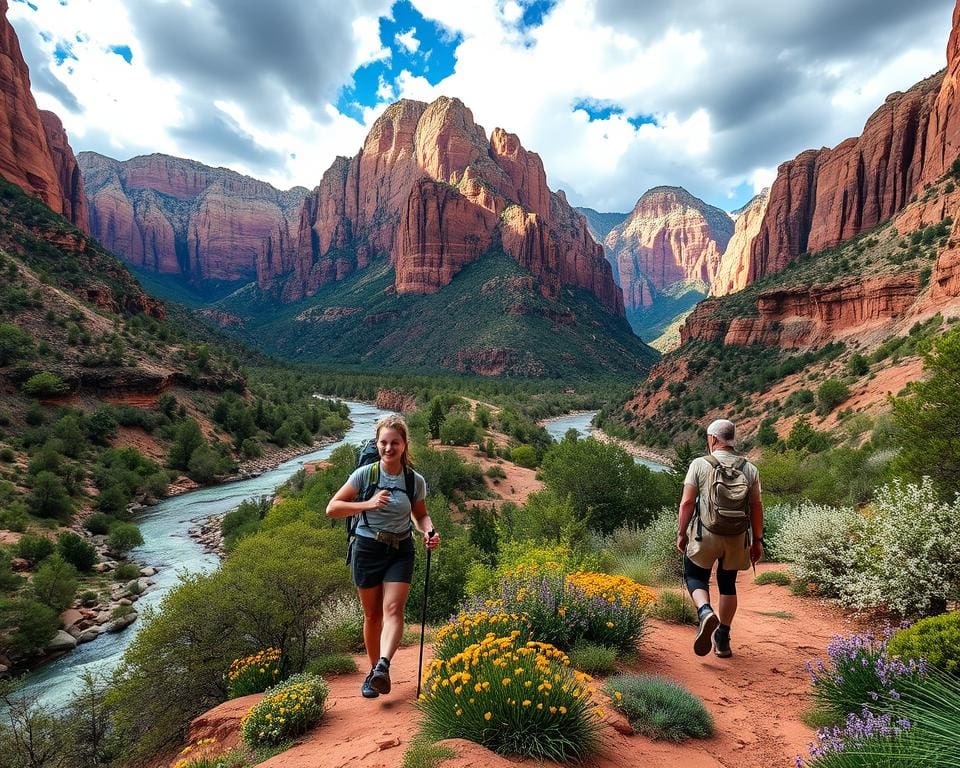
[
  {"xmin": 0, "ymin": 0, "xmax": 87, "ymax": 231},
  {"xmin": 711, "ymin": 190, "xmax": 769, "ymax": 296},
  {"xmin": 80, "ymin": 152, "xmax": 307, "ymax": 285},
  {"xmin": 603, "ymin": 186, "xmax": 733, "ymax": 312},
  {"xmin": 289, "ymin": 97, "xmax": 623, "ymax": 315}
]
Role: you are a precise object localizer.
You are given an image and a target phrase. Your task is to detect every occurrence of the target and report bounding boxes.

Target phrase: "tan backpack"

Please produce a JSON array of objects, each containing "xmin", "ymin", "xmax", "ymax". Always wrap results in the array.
[{"xmin": 696, "ymin": 455, "xmax": 752, "ymax": 537}]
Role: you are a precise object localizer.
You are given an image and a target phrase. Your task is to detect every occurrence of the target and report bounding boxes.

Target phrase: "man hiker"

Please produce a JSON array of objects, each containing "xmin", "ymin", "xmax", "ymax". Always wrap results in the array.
[{"xmin": 676, "ymin": 418, "xmax": 763, "ymax": 658}]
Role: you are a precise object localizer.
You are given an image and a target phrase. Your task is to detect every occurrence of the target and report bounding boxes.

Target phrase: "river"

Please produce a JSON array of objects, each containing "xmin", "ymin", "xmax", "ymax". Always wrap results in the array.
[
  {"xmin": 21, "ymin": 400, "xmax": 392, "ymax": 707},
  {"xmin": 23, "ymin": 404, "xmax": 661, "ymax": 706},
  {"xmin": 541, "ymin": 410, "xmax": 668, "ymax": 472}
]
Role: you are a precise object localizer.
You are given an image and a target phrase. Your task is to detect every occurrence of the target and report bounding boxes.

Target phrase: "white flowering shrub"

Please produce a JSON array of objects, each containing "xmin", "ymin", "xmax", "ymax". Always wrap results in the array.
[
  {"xmin": 768, "ymin": 502, "xmax": 863, "ymax": 597},
  {"xmin": 841, "ymin": 478, "xmax": 960, "ymax": 618}
]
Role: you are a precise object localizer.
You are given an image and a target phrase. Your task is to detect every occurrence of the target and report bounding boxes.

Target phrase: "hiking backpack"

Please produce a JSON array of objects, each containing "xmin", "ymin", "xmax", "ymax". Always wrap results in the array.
[
  {"xmin": 344, "ymin": 438, "xmax": 416, "ymax": 561},
  {"xmin": 695, "ymin": 454, "xmax": 752, "ymax": 537}
]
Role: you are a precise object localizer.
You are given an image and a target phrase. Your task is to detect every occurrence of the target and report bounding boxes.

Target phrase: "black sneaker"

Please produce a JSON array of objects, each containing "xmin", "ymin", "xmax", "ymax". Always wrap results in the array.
[
  {"xmin": 370, "ymin": 657, "xmax": 391, "ymax": 695},
  {"xmin": 694, "ymin": 609, "xmax": 719, "ymax": 657},
  {"xmin": 361, "ymin": 669, "xmax": 380, "ymax": 698},
  {"xmin": 712, "ymin": 627, "xmax": 732, "ymax": 658}
]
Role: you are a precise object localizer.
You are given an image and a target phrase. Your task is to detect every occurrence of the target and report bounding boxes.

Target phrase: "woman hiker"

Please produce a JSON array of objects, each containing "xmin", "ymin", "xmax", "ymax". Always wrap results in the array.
[{"xmin": 326, "ymin": 415, "xmax": 439, "ymax": 698}]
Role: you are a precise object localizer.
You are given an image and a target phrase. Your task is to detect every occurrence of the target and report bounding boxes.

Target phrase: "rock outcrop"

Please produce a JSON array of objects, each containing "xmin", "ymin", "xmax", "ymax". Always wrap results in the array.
[
  {"xmin": 604, "ymin": 187, "xmax": 733, "ymax": 311},
  {"xmin": 747, "ymin": 2, "xmax": 960, "ymax": 285},
  {"xmin": 711, "ymin": 190, "xmax": 769, "ymax": 296},
  {"xmin": 681, "ymin": 273, "xmax": 922, "ymax": 349},
  {"xmin": 80, "ymin": 152, "xmax": 307, "ymax": 285},
  {"xmin": 0, "ymin": 0, "xmax": 88, "ymax": 231},
  {"xmin": 290, "ymin": 97, "xmax": 623, "ymax": 315}
]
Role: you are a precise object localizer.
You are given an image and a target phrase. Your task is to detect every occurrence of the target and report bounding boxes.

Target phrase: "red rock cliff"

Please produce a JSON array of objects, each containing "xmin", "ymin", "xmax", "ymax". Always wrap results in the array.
[
  {"xmin": 80, "ymin": 152, "xmax": 306, "ymax": 284},
  {"xmin": 604, "ymin": 187, "xmax": 733, "ymax": 311},
  {"xmin": 748, "ymin": 2, "xmax": 960, "ymax": 284},
  {"xmin": 0, "ymin": 0, "xmax": 87, "ymax": 231},
  {"xmin": 712, "ymin": 190, "xmax": 768, "ymax": 297},
  {"xmin": 291, "ymin": 97, "xmax": 623, "ymax": 315}
]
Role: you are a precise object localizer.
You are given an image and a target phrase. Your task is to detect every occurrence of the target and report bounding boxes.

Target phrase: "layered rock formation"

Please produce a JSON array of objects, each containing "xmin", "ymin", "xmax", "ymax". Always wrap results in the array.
[
  {"xmin": 290, "ymin": 97, "xmax": 623, "ymax": 315},
  {"xmin": 0, "ymin": 0, "xmax": 87, "ymax": 231},
  {"xmin": 80, "ymin": 152, "xmax": 307, "ymax": 285},
  {"xmin": 747, "ymin": 1, "xmax": 960, "ymax": 285},
  {"xmin": 712, "ymin": 190, "xmax": 769, "ymax": 296},
  {"xmin": 681, "ymin": 274, "xmax": 921, "ymax": 349},
  {"xmin": 603, "ymin": 187, "xmax": 733, "ymax": 311}
]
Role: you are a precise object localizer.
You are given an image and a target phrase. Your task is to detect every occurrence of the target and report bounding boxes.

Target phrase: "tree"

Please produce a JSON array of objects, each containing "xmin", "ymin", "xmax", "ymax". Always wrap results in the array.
[
  {"xmin": 892, "ymin": 328, "xmax": 960, "ymax": 497},
  {"xmin": 0, "ymin": 598, "xmax": 59, "ymax": 656},
  {"xmin": 817, "ymin": 379, "xmax": 850, "ymax": 413},
  {"xmin": 0, "ymin": 322, "xmax": 34, "ymax": 365},
  {"xmin": 428, "ymin": 398, "xmax": 446, "ymax": 440},
  {"xmin": 847, "ymin": 353, "xmax": 870, "ymax": 376},
  {"xmin": 26, "ymin": 472, "xmax": 73, "ymax": 519},
  {"xmin": 167, "ymin": 419, "xmax": 204, "ymax": 470},
  {"xmin": 510, "ymin": 444, "xmax": 537, "ymax": 469},
  {"xmin": 757, "ymin": 418, "xmax": 779, "ymax": 447},
  {"xmin": 30, "ymin": 554, "xmax": 78, "ymax": 612},
  {"xmin": 15, "ymin": 535, "xmax": 55, "ymax": 565},
  {"xmin": 539, "ymin": 437, "xmax": 673, "ymax": 534},
  {"xmin": 57, "ymin": 532, "xmax": 97, "ymax": 572},
  {"xmin": 439, "ymin": 415, "xmax": 477, "ymax": 446},
  {"xmin": 107, "ymin": 523, "xmax": 144, "ymax": 557}
]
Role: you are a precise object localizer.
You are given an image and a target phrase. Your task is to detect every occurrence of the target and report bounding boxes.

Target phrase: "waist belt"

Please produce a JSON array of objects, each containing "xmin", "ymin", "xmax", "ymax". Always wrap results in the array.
[{"xmin": 373, "ymin": 529, "xmax": 412, "ymax": 549}]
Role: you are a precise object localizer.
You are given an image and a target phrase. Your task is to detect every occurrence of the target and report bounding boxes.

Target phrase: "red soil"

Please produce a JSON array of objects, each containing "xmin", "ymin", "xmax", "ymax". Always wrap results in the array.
[{"xmin": 181, "ymin": 562, "xmax": 864, "ymax": 768}]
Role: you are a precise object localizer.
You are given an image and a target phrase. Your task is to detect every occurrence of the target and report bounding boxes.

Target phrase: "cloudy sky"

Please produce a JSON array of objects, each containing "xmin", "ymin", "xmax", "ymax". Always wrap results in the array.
[{"xmin": 7, "ymin": 0, "xmax": 956, "ymax": 211}]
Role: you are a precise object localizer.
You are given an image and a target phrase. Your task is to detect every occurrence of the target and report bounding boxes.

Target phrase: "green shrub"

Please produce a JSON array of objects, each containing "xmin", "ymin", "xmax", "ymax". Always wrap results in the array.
[
  {"xmin": 509, "ymin": 444, "xmax": 537, "ymax": 469},
  {"xmin": 419, "ymin": 633, "xmax": 601, "ymax": 761},
  {"xmin": 84, "ymin": 513, "xmax": 115, "ymax": 535},
  {"xmin": 568, "ymin": 643, "xmax": 618, "ymax": 676},
  {"xmin": 30, "ymin": 554, "xmax": 78, "ymax": 612},
  {"xmin": 817, "ymin": 379, "xmax": 851, "ymax": 412},
  {"xmin": 439, "ymin": 415, "xmax": 478, "ymax": 446},
  {"xmin": 305, "ymin": 653, "xmax": 358, "ymax": 677},
  {"xmin": 0, "ymin": 322, "xmax": 34, "ymax": 365},
  {"xmin": 484, "ymin": 465, "xmax": 506, "ymax": 479},
  {"xmin": 113, "ymin": 561, "xmax": 141, "ymax": 581},
  {"xmin": 649, "ymin": 590, "xmax": 697, "ymax": 625},
  {"xmin": 227, "ymin": 648, "xmax": 283, "ymax": 698},
  {"xmin": 495, "ymin": 489, "xmax": 588, "ymax": 550},
  {"xmin": 26, "ymin": 470, "xmax": 73, "ymax": 519},
  {"xmin": 754, "ymin": 570, "xmax": 792, "ymax": 586},
  {"xmin": 402, "ymin": 738, "xmax": 457, "ymax": 768},
  {"xmin": 240, "ymin": 673, "xmax": 329, "ymax": 747},
  {"xmin": 108, "ymin": 522, "xmax": 144, "ymax": 556},
  {"xmin": 608, "ymin": 507, "xmax": 682, "ymax": 586},
  {"xmin": 887, "ymin": 612, "xmax": 960, "ymax": 674},
  {"xmin": 768, "ymin": 502, "xmax": 863, "ymax": 599},
  {"xmin": 310, "ymin": 595, "xmax": 365, "ymax": 654},
  {"xmin": 605, "ymin": 674, "xmax": 713, "ymax": 741},
  {"xmin": 57, "ymin": 531, "xmax": 97, "ymax": 572},
  {"xmin": 21, "ymin": 371, "xmax": 69, "ymax": 398},
  {"xmin": 15, "ymin": 533, "xmax": 55, "ymax": 565},
  {"xmin": 0, "ymin": 447, "xmax": 14, "ymax": 462},
  {"xmin": 0, "ymin": 597, "xmax": 59, "ymax": 654}
]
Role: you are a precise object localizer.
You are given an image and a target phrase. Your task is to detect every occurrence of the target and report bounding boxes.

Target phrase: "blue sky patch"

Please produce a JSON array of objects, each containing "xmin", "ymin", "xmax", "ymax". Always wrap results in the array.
[
  {"xmin": 516, "ymin": 0, "xmax": 556, "ymax": 31},
  {"xmin": 337, "ymin": 0, "xmax": 461, "ymax": 122},
  {"xmin": 12, "ymin": 0, "xmax": 39, "ymax": 11},
  {"xmin": 573, "ymin": 98, "xmax": 624, "ymax": 121},
  {"xmin": 53, "ymin": 40, "xmax": 77, "ymax": 65},
  {"xmin": 628, "ymin": 113, "xmax": 658, "ymax": 129},
  {"xmin": 108, "ymin": 44, "xmax": 133, "ymax": 64}
]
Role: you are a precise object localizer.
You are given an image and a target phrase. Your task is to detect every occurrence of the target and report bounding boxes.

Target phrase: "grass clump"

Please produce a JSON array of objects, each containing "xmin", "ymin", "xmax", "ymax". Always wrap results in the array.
[
  {"xmin": 305, "ymin": 652, "xmax": 358, "ymax": 677},
  {"xmin": 568, "ymin": 643, "xmax": 618, "ymax": 676},
  {"xmin": 649, "ymin": 590, "xmax": 697, "ymax": 625},
  {"xmin": 402, "ymin": 737, "xmax": 457, "ymax": 768},
  {"xmin": 605, "ymin": 674, "xmax": 713, "ymax": 741},
  {"xmin": 754, "ymin": 570, "xmax": 792, "ymax": 587}
]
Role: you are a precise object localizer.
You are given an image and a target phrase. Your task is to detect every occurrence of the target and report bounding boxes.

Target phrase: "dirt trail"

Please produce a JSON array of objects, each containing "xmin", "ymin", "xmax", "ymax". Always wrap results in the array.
[{"xmin": 187, "ymin": 563, "xmax": 864, "ymax": 768}]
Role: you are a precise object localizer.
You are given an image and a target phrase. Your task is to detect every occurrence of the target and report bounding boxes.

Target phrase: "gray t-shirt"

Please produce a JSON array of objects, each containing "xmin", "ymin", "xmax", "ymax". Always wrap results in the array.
[
  {"xmin": 348, "ymin": 463, "xmax": 427, "ymax": 537},
  {"xmin": 683, "ymin": 450, "xmax": 761, "ymax": 505}
]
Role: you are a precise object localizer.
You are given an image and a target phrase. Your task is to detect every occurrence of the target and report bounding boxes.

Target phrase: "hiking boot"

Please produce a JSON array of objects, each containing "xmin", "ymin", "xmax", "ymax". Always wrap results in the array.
[
  {"xmin": 712, "ymin": 626, "xmax": 733, "ymax": 658},
  {"xmin": 370, "ymin": 657, "xmax": 391, "ymax": 695},
  {"xmin": 694, "ymin": 609, "xmax": 719, "ymax": 657},
  {"xmin": 361, "ymin": 669, "xmax": 380, "ymax": 699}
]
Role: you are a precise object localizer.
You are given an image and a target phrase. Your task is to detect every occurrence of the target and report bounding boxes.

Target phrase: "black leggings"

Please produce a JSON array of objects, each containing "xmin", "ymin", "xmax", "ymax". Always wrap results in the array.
[{"xmin": 684, "ymin": 555, "xmax": 738, "ymax": 596}]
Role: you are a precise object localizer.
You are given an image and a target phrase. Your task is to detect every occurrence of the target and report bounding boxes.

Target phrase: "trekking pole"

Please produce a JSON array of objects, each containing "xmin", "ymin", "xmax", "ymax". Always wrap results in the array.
[{"xmin": 416, "ymin": 529, "xmax": 435, "ymax": 700}]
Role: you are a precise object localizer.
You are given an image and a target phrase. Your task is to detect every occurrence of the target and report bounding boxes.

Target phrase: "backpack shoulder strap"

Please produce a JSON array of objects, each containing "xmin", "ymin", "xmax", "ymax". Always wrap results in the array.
[
  {"xmin": 703, "ymin": 454, "xmax": 720, "ymax": 468},
  {"xmin": 369, "ymin": 461, "xmax": 380, "ymax": 488},
  {"xmin": 403, "ymin": 466, "xmax": 416, "ymax": 502},
  {"xmin": 736, "ymin": 457, "xmax": 748, "ymax": 472}
]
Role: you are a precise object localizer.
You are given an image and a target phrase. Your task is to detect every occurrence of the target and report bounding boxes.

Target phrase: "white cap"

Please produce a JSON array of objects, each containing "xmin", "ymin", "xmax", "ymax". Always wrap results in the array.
[{"xmin": 706, "ymin": 419, "xmax": 736, "ymax": 446}]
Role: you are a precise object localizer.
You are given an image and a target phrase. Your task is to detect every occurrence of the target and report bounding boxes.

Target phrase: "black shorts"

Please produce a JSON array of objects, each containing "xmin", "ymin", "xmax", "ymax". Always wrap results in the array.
[{"xmin": 351, "ymin": 535, "xmax": 415, "ymax": 588}]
